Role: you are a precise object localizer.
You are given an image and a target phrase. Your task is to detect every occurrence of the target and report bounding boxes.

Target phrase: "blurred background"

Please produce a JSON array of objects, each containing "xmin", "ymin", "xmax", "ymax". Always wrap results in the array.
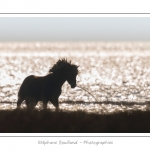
[
  {"xmin": 0, "ymin": 17, "xmax": 150, "ymax": 41},
  {"xmin": 0, "ymin": 17, "xmax": 150, "ymax": 114}
]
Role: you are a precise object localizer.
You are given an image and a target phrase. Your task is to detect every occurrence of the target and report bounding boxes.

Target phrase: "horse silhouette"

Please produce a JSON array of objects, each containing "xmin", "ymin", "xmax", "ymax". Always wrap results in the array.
[{"xmin": 17, "ymin": 59, "xmax": 79, "ymax": 110}]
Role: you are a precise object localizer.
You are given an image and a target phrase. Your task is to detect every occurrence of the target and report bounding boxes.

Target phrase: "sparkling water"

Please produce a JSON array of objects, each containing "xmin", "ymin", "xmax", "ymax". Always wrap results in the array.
[{"xmin": 0, "ymin": 42, "xmax": 150, "ymax": 114}]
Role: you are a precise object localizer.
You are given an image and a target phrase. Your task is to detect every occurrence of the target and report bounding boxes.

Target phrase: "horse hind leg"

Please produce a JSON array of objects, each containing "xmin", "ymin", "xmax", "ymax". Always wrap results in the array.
[
  {"xmin": 17, "ymin": 97, "xmax": 24, "ymax": 109},
  {"xmin": 43, "ymin": 100, "xmax": 48, "ymax": 110},
  {"xmin": 25, "ymin": 99, "xmax": 37, "ymax": 111}
]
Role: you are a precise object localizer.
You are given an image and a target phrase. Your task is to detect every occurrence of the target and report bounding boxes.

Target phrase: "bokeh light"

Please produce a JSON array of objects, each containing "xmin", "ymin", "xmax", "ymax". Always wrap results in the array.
[{"xmin": 0, "ymin": 42, "xmax": 150, "ymax": 114}]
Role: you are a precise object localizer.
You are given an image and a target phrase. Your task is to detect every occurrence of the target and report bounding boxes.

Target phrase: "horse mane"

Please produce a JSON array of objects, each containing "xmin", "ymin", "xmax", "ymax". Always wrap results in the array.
[{"xmin": 49, "ymin": 59, "xmax": 79, "ymax": 74}]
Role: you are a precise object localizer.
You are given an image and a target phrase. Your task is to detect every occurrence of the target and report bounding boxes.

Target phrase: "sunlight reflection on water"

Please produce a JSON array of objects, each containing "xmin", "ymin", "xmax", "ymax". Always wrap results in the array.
[{"xmin": 0, "ymin": 42, "xmax": 150, "ymax": 114}]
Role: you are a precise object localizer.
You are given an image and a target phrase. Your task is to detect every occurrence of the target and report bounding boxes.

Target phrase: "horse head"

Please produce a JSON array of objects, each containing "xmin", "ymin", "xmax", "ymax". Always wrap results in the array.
[
  {"xmin": 66, "ymin": 64, "xmax": 79, "ymax": 88},
  {"xmin": 49, "ymin": 59, "xmax": 79, "ymax": 88}
]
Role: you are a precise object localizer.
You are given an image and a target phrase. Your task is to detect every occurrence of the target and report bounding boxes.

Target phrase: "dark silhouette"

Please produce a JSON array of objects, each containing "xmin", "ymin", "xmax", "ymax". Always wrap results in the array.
[{"xmin": 17, "ymin": 59, "xmax": 79, "ymax": 110}]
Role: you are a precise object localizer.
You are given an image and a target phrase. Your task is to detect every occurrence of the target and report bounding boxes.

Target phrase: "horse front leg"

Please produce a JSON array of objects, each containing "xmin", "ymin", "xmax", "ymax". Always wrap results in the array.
[
  {"xmin": 49, "ymin": 96, "xmax": 59, "ymax": 111},
  {"xmin": 53, "ymin": 96, "xmax": 59, "ymax": 111}
]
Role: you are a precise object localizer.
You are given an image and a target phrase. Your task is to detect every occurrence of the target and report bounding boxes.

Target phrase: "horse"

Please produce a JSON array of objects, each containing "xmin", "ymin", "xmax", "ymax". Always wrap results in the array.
[{"xmin": 17, "ymin": 59, "xmax": 79, "ymax": 110}]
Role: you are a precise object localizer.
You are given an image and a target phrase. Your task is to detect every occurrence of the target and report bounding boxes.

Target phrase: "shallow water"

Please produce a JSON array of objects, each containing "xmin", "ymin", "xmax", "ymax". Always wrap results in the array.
[{"xmin": 0, "ymin": 42, "xmax": 150, "ymax": 114}]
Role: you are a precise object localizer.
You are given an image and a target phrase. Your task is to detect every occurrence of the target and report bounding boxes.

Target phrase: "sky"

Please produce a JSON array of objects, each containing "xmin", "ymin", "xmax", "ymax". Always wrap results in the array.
[{"xmin": 0, "ymin": 17, "xmax": 150, "ymax": 42}]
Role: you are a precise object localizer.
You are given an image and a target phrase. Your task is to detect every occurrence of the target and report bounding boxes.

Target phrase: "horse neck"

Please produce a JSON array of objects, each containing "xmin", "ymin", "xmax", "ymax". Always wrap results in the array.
[{"xmin": 53, "ymin": 72, "xmax": 67, "ymax": 87}]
